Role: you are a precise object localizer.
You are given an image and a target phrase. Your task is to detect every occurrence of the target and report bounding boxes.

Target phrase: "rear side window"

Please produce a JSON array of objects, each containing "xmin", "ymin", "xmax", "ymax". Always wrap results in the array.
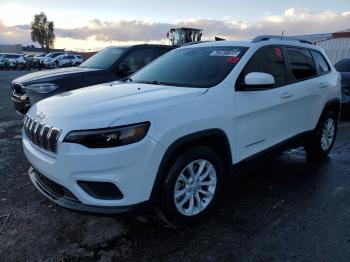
[
  {"xmin": 238, "ymin": 46, "xmax": 286, "ymax": 88},
  {"xmin": 311, "ymin": 50, "xmax": 330, "ymax": 75},
  {"xmin": 286, "ymin": 48, "xmax": 317, "ymax": 81}
]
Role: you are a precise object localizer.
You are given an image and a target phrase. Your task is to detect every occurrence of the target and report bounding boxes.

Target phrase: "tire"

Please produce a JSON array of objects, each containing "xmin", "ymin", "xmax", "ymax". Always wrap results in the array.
[
  {"xmin": 157, "ymin": 146, "xmax": 225, "ymax": 225},
  {"xmin": 305, "ymin": 111, "xmax": 338, "ymax": 160}
]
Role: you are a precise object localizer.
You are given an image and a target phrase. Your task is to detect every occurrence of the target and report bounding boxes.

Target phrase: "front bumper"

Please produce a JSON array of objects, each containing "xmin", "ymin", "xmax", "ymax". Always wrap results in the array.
[
  {"xmin": 29, "ymin": 166, "xmax": 151, "ymax": 214},
  {"xmin": 23, "ymin": 132, "xmax": 165, "ymax": 213}
]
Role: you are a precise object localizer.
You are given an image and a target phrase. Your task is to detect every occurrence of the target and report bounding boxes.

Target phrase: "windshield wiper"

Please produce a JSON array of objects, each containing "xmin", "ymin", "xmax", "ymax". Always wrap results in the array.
[
  {"xmin": 121, "ymin": 77, "xmax": 133, "ymax": 82},
  {"xmin": 133, "ymin": 80, "xmax": 161, "ymax": 85}
]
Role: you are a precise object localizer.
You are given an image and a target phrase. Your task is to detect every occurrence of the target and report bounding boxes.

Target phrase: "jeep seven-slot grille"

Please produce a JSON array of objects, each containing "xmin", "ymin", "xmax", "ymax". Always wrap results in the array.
[{"xmin": 23, "ymin": 115, "xmax": 61, "ymax": 153}]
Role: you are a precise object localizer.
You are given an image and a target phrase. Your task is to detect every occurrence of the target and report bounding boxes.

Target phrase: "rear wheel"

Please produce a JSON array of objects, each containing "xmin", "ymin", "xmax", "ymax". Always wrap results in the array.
[
  {"xmin": 306, "ymin": 111, "xmax": 337, "ymax": 160},
  {"xmin": 157, "ymin": 147, "xmax": 224, "ymax": 225}
]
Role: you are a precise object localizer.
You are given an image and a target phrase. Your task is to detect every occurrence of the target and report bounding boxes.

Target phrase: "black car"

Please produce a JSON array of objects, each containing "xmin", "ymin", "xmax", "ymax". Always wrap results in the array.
[
  {"xmin": 12, "ymin": 44, "xmax": 174, "ymax": 115},
  {"xmin": 334, "ymin": 58, "xmax": 350, "ymax": 114}
]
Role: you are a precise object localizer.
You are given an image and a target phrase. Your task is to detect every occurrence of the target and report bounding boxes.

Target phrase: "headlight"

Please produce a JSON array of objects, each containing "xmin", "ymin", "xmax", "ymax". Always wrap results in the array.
[
  {"xmin": 24, "ymin": 83, "xmax": 58, "ymax": 93},
  {"xmin": 63, "ymin": 122, "xmax": 150, "ymax": 148}
]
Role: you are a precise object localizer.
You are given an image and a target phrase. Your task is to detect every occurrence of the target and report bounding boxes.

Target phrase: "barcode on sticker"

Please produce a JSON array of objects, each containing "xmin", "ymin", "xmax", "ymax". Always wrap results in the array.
[{"xmin": 210, "ymin": 50, "xmax": 240, "ymax": 57}]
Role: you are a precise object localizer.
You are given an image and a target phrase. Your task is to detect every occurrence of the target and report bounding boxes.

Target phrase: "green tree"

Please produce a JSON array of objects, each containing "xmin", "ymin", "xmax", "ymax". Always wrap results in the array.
[{"xmin": 30, "ymin": 12, "xmax": 55, "ymax": 53}]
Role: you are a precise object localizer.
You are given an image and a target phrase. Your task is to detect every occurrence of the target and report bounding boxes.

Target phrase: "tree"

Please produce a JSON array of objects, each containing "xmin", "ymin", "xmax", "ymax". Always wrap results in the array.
[{"xmin": 31, "ymin": 12, "xmax": 55, "ymax": 53}]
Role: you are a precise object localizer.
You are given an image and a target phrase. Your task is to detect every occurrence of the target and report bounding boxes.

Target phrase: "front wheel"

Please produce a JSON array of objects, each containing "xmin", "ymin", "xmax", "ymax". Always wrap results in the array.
[
  {"xmin": 157, "ymin": 147, "xmax": 224, "ymax": 225},
  {"xmin": 305, "ymin": 111, "xmax": 338, "ymax": 160}
]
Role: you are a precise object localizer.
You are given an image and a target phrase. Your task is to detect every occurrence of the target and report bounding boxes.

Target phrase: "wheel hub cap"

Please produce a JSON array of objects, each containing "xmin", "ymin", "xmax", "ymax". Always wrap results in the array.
[
  {"xmin": 321, "ymin": 117, "xmax": 335, "ymax": 151},
  {"xmin": 173, "ymin": 159, "xmax": 217, "ymax": 216}
]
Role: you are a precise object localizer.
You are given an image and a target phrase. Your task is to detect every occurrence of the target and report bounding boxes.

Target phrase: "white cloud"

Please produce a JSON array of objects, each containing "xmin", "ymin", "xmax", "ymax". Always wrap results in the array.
[{"xmin": 0, "ymin": 8, "xmax": 349, "ymax": 50}]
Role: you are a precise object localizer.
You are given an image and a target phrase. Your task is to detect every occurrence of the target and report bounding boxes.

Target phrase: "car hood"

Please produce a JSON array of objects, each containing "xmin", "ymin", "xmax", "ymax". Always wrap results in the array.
[
  {"xmin": 28, "ymin": 82, "xmax": 208, "ymax": 131},
  {"xmin": 13, "ymin": 67, "xmax": 103, "ymax": 84}
]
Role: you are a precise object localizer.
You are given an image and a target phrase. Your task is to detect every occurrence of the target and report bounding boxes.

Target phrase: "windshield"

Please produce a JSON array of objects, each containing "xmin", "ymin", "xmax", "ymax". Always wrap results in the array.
[
  {"xmin": 79, "ymin": 47, "xmax": 127, "ymax": 69},
  {"xmin": 130, "ymin": 46, "xmax": 248, "ymax": 88}
]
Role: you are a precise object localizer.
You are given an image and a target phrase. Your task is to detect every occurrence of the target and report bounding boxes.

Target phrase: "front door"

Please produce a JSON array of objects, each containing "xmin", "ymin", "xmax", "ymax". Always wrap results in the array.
[{"xmin": 234, "ymin": 45, "xmax": 296, "ymax": 162}]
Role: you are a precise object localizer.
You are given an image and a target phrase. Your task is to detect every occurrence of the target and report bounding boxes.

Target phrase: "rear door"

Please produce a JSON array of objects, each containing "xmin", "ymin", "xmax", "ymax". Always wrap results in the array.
[{"xmin": 283, "ymin": 47, "xmax": 324, "ymax": 133}]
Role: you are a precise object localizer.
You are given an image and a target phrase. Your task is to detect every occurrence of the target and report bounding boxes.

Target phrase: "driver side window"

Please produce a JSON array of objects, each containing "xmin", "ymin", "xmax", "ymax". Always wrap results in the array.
[
  {"xmin": 237, "ymin": 46, "xmax": 286, "ymax": 89},
  {"xmin": 119, "ymin": 49, "xmax": 154, "ymax": 75}
]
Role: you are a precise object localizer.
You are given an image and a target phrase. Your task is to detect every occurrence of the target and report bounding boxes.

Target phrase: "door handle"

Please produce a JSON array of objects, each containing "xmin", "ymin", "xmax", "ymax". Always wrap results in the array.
[
  {"xmin": 280, "ymin": 92, "xmax": 293, "ymax": 99},
  {"xmin": 319, "ymin": 83, "xmax": 327, "ymax": 88}
]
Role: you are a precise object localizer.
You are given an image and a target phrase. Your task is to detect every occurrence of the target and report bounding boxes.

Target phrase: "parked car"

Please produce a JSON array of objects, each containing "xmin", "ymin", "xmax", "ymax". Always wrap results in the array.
[
  {"xmin": 24, "ymin": 55, "xmax": 35, "ymax": 68},
  {"xmin": 33, "ymin": 53, "xmax": 47, "ymax": 65},
  {"xmin": 22, "ymin": 36, "xmax": 341, "ymax": 224},
  {"xmin": 42, "ymin": 52, "xmax": 67, "ymax": 68},
  {"xmin": 51, "ymin": 54, "xmax": 83, "ymax": 68},
  {"xmin": 0, "ymin": 53, "xmax": 27, "ymax": 69},
  {"xmin": 334, "ymin": 58, "xmax": 350, "ymax": 113},
  {"xmin": 12, "ymin": 44, "xmax": 174, "ymax": 115},
  {"xmin": 0, "ymin": 54, "xmax": 4, "ymax": 69}
]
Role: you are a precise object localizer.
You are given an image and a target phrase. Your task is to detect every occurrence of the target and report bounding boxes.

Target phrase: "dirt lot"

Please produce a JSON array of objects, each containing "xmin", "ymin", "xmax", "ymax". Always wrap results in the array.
[{"xmin": 1, "ymin": 70, "xmax": 350, "ymax": 261}]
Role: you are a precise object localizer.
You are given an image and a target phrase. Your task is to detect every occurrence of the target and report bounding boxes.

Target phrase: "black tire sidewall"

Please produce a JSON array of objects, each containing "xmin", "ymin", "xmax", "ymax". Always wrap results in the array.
[
  {"xmin": 307, "ymin": 111, "xmax": 338, "ymax": 158},
  {"xmin": 159, "ymin": 146, "xmax": 225, "ymax": 225}
]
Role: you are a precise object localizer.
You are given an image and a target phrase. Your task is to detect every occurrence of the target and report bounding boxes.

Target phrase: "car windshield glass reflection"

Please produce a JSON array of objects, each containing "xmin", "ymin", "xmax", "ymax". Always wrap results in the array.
[
  {"xmin": 80, "ymin": 47, "xmax": 127, "ymax": 70},
  {"xmin": 130, "ymin": 46, "xmax": 248, "ymax": 88}
]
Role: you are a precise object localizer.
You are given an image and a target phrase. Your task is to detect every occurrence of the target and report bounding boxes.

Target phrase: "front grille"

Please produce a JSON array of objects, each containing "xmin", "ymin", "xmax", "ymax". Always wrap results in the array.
[
  {"xmin": 12, "ymin": 83, "xmax": 23, "ymax": 95},
  {"xmin": 23, "ymin": 115, "xmax": 61, "ymax": 153}
]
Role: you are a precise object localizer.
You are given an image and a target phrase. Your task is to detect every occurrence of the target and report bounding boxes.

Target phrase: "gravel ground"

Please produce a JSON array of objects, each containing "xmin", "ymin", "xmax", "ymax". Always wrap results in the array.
[{"xmin": 1, "ymin": 70, "xmax": 350, "ymax": 261}]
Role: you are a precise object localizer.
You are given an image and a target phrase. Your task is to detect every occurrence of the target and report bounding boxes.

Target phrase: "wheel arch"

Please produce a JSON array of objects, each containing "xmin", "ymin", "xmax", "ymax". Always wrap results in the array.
[
  {"xmin": 316, "ymin": 98, "xmax": 341, "ymax": 129},
  {"xmin": 150, "ymin": 129, "xmax": 233, "ymax": 202}
]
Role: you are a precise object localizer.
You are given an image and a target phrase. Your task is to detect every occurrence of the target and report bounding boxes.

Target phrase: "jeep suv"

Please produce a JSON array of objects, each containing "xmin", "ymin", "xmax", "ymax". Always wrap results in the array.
[
  {"xmin": 22, "ymin": 36, "xmax": 341, "ymax": 224},
  {"xmin": 11, "ymin": 44, "xmax": 174, "ymax": 115}
]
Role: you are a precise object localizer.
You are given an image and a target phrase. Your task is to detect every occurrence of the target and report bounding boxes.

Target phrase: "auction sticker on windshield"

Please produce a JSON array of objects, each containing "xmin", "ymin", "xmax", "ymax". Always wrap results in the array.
[{"xmin": 210, "ymin": 50, "xmax": 241, "ymax": 57}]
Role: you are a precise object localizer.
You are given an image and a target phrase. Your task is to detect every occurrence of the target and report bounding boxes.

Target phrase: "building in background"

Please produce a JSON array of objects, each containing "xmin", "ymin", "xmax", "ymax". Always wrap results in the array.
[
  {"xmin": 0, "ymin": 44, "xmax": 22, "ymax": 53},
  {"xmin": 316, "ymin": 30, "xmax": 350, "ymax": 64},
  {"xmin": 295, "ymin": 29, "xmax": 350, "ymax": 64},
  {"xmin": 22, "ymin": 45, "xmax": 65, "ymax": 55}
]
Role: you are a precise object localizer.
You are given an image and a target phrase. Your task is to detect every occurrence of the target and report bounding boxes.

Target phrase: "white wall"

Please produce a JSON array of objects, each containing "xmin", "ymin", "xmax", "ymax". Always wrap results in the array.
[{"xmin": 317, "ymin": 38, "xmax": 350, "ymax": 65}]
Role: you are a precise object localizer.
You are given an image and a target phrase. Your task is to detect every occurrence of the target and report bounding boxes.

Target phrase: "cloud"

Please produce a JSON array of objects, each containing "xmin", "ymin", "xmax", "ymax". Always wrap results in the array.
[
  {"xmin": 56, "ymin": 19, "xmax": 171, "ymax": 42},
  {"xmin": 55, "ymin": 8, "xmax": 350, "ymax": 42},
  {"xmin": 0, "ymin": 8, "xmax": 349, "ymax": 50},
  {"xmin": 0, "ymin": 19, "xmax": 33, "ymax": 45}
]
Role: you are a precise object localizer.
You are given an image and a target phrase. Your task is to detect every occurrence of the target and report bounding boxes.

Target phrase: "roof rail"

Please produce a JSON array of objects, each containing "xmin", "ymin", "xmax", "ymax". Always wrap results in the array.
[
  {"xmin": 252, "ymin": 35, "xmax": 313, "ymax": 45},
  {"xmin": 181, "ymin": 41, "xmax": 210, "ymax": 47}
]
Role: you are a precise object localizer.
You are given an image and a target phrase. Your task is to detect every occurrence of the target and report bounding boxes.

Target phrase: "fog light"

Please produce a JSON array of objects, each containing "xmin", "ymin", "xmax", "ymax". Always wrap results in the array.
[{"xmin": 78, "ymin": 181, "xmax": 123, "ymax": 200}]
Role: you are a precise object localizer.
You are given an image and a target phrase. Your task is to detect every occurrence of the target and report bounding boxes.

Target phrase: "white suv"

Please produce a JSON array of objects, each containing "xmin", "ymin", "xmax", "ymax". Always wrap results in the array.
[
  {"xmin": 22, "ymin": 36, "xmax": 341, "ymax": 224},
  {"xmin": 52, "ymin": 54, "xmax": 83, "ymax": 68}
]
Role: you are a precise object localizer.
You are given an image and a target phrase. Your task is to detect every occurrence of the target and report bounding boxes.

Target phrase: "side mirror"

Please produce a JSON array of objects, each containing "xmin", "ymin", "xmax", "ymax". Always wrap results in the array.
[{"xmin": 244, "ymin": 72, "xmax": 275, "ymax": 87}]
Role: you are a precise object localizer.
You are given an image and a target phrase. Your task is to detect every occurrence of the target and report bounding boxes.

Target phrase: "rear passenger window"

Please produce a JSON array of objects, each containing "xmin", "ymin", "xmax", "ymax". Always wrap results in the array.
[
  {"xmin": 286, "ymin": 48, "xmax": 317, "ymax": 81},
  {"xmin": 311, "ymin": 50, "xmax": 330, "ymax": 75},
  {"xmin": 238, "ymin": 46, "xmax": 286, "ymax": 88}
]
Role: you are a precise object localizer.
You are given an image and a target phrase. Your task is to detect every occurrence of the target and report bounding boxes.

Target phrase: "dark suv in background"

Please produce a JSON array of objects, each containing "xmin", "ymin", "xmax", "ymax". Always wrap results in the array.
[
  {"xmin": 334, "ymin": 58, "xmax": 350, "ymax": 114},
  {"xmin": 11, "ymin": 44, "xmax": 174, "ymax": 115}
]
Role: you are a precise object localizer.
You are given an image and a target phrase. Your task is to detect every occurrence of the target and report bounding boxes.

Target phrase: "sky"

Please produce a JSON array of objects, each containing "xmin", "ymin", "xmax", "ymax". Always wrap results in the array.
[{"xmin": 0, "ymin": 0, "xmax": 349, "ymax": 51}]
